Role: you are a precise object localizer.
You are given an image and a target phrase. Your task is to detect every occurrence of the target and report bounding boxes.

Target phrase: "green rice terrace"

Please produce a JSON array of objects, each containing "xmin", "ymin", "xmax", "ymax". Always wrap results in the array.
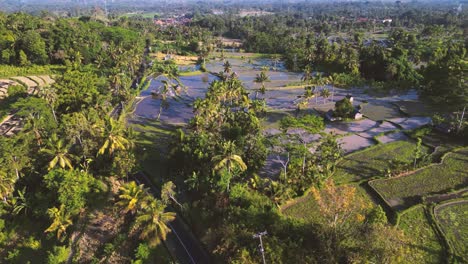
[
  {"xmin": 282, "ymin": 137, "xmax": 467, "ymax": 262},
  {"xmin": 370, "ymin": 148, "xmax": 468, "ymax": 210},
  {"xmin": 434, "ymin": 201, "xmax": 468, "ymax": 262}
]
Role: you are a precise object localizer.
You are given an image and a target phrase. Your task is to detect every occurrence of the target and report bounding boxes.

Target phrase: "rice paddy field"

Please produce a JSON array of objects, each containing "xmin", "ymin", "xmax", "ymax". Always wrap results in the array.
[
  {"xmin": 434, "ymin": 201, "xmax": 468, "ymax": 261},
  {"xmin": 334, "ymin": 141, "xmax": 428, "ymax": 184},
  {"xmin": 370, "ymin": 148, "xmax": 468, "ymax": 210},
  {"xmin": 281, "ymin": 183, "xmax": 374, "ymax": 221},
  {"xmin": 398, "ymin": 206, "xmax": 445, "ymax": 264}
]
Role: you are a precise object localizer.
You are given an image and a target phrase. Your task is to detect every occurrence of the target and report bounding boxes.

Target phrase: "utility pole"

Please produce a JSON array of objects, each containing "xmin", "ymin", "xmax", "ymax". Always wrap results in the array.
[{"xmin": 253, "ymin": 231, "xmax": 267, "ymax": 264}]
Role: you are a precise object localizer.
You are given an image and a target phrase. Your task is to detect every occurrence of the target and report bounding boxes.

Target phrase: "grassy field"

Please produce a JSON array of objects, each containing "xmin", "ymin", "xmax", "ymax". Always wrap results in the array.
[
  {"xmin": 398, "ymin": 206, "xmax": 445, "ymax": 263},
  {"xmin": 281, "ymin": 184, "xmax": 374, "ymax": 221},
  {"xmin": 121, "ymin": 12, "xmax": 160, "ymax": 18},
  {"xmin": 0, "ymin": 64, "xmax": 64, "ymax": 78},
  {"xmin": 370, "ymin": 148, "xmax": 468, "ymax": 210},
  {"xmin": 334, "ymin": 141, "xmax": 427, "ymax": 184},
  {"xmin": 281, "ymin": 191, "xmax": 320, "ymax": 222},
  {"xmin": 130, "ymin": 117, "xmax": 176, "ymax": 184},
  {"xmin": 434, "ymin": 201, "xmax": 468, "ymax": 261},
  {"xmin": 360, "ymin": 102, "xmax": 402, "ymax": 121},
  {"xmin": 179, "ymin": 70, "xmax": 203, "ymax": 76}
]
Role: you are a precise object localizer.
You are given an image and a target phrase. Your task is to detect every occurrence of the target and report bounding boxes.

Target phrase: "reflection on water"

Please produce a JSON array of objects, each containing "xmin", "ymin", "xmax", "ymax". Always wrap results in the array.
[{"xmin": 135, "ymin": 57, "xmax": 304, "ymax": 124}]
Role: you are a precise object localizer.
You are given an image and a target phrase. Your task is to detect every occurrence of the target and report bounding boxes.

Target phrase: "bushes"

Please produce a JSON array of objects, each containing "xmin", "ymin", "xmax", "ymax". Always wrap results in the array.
[
  {"xmin": 331, "ymin": 72, "xmax": 365, "ymax": 88},
  {"xmin": 334, "ymin": 97, "xmax": 354, "ymax": 118},
  {"xmin": 279, "ymin": 114, "xmax": 324, "ymax": 133},
  {"xmin": 46, "ymin": 246, "xmax": 69, "ymax": 264},
  {"xmin": 7, "ymin": 84, "xmax": 27, "ymax": 97}
]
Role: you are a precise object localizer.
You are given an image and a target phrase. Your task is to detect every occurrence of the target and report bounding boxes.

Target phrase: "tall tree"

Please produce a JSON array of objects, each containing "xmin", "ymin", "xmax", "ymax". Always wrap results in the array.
[
  {"xmin": 117, "ymin": 181, "xmax": 148, "ymax": 214},
  {"xmin": 134, "ymin": 196, "xmax": 176, "ymax": 248},
  {"xmin": 40, "ymin": 133, "xmax": 74, "ymax": 170},
  {"xmin": 98, "ymin": 117, "xmax": 130, "ymax": 156},
  {"xmin": 212, "ymin": 141, "xmax": 247, "ymax": 192},
  {"xmin": 254, "ymin": 67, "xmax": 270, "ymax": 99}
]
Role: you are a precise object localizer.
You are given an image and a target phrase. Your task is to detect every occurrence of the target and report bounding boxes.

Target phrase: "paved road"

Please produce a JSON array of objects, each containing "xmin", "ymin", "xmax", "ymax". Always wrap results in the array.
[{"xmin": 133, "ymin": 172, "xmax": 211, "ymax": 264}]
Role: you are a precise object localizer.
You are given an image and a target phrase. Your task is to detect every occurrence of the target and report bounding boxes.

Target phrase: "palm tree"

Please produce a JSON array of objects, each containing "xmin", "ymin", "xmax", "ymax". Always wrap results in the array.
[
  {"xmin": 302, "ymin": 66, "xmax": 313, "ymax": 84},
  {"xmin": 117, "ymin": 181, "xmax": 147, "ymax": 214},
  {"xmin": 12, "ymin": 187, "xmax": 29, "ymax": 215},
  {"xmin": 272, "ymin": 54, "xmax": 281, "ymax": 70},
  {"xmin": 223, "ymin": 60, "xmax": 232, "ymax": 74},
  {"xmin": 25, "ymin": 113, "xmax": 43, "ymax": 146},
  {"xmin": 38, "ymin": 85, "xmax": 58, "ymax": 122},
  {"xmin": 45, "ymin": 204, "xmax": 73, "ymax": 240},
  {"xmin": 98, "ymin": 118, "xmax": 130, "ymax": 156},
  {"xmin": 161, "ymin": 181, "xmax": 182, "ymax": 208},
  {"xmin": 326, "ymin": 74, "xmax": 337, "ymax": 102},
  {"xmin": 156, "ymin": 80, "xmax": 177, "ymax": 121},
  {"xmin": 295, "ymin": 85, "xmax": 317, "ymax": 116},
  {"xmin": 134, "ymin": 196, "xmax": 176, "ymax": 248},
  {"xmin": 212, "ymin": 141, "xmax": 247, "ymax": 192},
  {"xmin": 40, "ymin": 133, "xmax": 74, "ymax": 170},
  {"xmin": 0, "ymin": 171, "xmax": 15, "ymax": 202},
  {"xmin": 254, "ymin": 67, "xmax": 270, "ymax": 99},
  {"xmin": 321, "ymin": 88, "xmax": 331, "ymax": 104}
]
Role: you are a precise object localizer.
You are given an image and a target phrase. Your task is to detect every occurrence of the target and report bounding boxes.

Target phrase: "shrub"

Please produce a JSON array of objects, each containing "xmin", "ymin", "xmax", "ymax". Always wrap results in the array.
[
  {"xmin": 47, "ymin": 246, "xmax": 70, "ymax": 264},
  {"xmin": 334, "ymin": 98, "xmax": 354, "ymax": 118},
  {"xmin": 7, "ymin": 85, "xmax": 27, "ymax": 97}
]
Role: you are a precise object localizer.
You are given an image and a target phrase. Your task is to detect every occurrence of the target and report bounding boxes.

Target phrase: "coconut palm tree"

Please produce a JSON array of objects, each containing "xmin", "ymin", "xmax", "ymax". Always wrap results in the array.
[
  {"xmin": 117, "ymin": 181, "xmax": 148, "ymax": 214},
  {"xmin": 223, "ymin": 60, "xmax": 232, "ymax": 74},
  {"xmin": 25, "ymin": 112, "xmax": 44, "ymax": 146},
  {"xmin": 254, "ymin": 67, "xmax": 270, "ymax": 99},
  {"xmin": 321, "ymin": 88, "xmax": 331, "ymax": 104},
  {"xmin": 0, "ymin": 171, "xmax": 15, "ymax": 202},
  {"xmin": 134, "ymin": 196, "xmax": 176, "ymax": 248},
  {"xmin": 40, "ymin": 133, "xmax": 74, "ymax": 170},
  {"xmin": 212, "ymin": 141, "xmax": 247, "ymax": 191},
  {"xmin": 272, "ymin": 54, "xmax": 281, "ymax": 70},
  {"xmin": 156, "ymin": 80, "xmax": 178, "ymax": 121},
  {"xmin": 45, "ymin": 204, "xmax": 73, "ymax": 240},
  {"xmin": 326, "ymin": 74, "xmax": 337, "ymax": 102},
  {"xmin": 38, "ymin": 85, "xmax": 58, "ymax": 122},
  {"xmin": 302, "ymin": 66, "xmax": 313, "ymax": 84},
  {"xmin": 98, "ymin": 118, "xmax": 130, "ymax": 156}
]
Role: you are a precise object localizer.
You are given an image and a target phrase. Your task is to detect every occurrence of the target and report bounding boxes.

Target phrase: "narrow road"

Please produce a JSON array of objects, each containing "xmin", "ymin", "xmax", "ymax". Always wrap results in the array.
[{"xmin": 132, "ymin": 172, "xmax": 211, "ymax": 264}]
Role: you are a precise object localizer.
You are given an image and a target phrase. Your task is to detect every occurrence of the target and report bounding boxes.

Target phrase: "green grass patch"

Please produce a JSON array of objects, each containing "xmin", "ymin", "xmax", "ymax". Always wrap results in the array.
[
  {"xmin": 120, "ymin": 12, "xmax": 160, "ymax": 18},
  {"xmin": 370, "ymin": 148, "xmax": 468, "ymax": 210},
  {"xmin": 434, "ymin": 200, "xmax": 468, "ymax": 261},
  {"xmin": 0, "ymin": 65, "xmax": 64, "ymax": 78},
  {"xmin": 281, "ymin": 191, "xmax": 319, "ymax": 222},
  {"xmin": 281, "ymin": 183, "xmax": 374, "ymax": 221},
  {"xmin": 335, "ymin": 141, "xmax": 425, "ymax": 184},
  {"xmin": 398, "ymin": 205, "xmax": 445, "ymax": 263},
  {"xmin": 179, "ymin": 70, "xmax": 203, "ymax": 76},
  {"xmin": 212, "ymin": 51, "xmax": 280, "ymax": 60},
  {"xmin": 360, "ymin": 102, "xmax": 402, "ymax": 121},
  {"xmin": 130, "ymin": 118, "xmax": 177, "ymax": 185},
  {"xmin": 261, "ymin": 110, "xmax": 292, "ymax": 130}
]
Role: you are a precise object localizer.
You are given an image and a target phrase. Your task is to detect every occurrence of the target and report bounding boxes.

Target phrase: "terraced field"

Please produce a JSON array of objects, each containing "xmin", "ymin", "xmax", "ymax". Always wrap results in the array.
[
  {"xmin": 370, "ymin": 148, "xmax": 468, "ymax": 210},
  {"xmin": 434, "ymin": 201, "xmax": 468, "ymax": 261},
  {"xmin": 281, "ymin": 183, "xmax": 373, "ymax": 221},
  {"xmin": 334, "ymin": 141, "xmax": 429, "ymax": 184},
  {"xmin": 398, "ymin": 206, "xmax": 445, "ymax": 263}
]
